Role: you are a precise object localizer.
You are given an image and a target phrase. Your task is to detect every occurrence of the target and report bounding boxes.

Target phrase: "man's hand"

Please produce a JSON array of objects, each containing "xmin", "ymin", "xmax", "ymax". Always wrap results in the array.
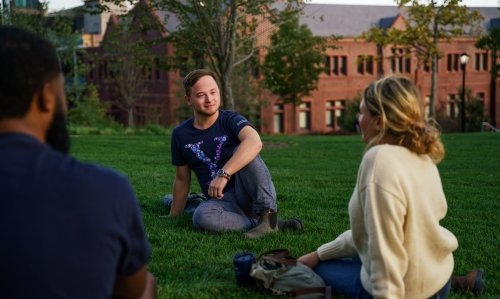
[
  {"xmin": 208, "ymin": 176, "xmax": 229, "ymax": 199},
  {"xmin": 298, "ymin": 251, "xmax": 320, "ymax": 269}
]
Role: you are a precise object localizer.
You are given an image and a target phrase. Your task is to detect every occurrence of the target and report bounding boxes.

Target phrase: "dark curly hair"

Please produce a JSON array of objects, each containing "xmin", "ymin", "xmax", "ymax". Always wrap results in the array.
[{"xmin": 0, "ymin": 26, "xmax": 62, "ymax": 120}]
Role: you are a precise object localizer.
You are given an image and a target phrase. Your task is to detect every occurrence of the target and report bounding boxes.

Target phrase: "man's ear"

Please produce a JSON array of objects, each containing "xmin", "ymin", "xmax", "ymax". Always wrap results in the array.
[
  {"xmin": 36, "ymin": 83, "xmax": 56, "ymax": 114},
  {"xmin": 184, "ymin": 94, "xmax": 191, "ymax": 105}
]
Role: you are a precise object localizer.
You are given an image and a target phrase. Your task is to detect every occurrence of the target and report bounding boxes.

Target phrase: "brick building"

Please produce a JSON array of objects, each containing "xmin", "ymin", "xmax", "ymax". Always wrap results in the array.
[{"xmin": 87, "ymin": 2, "xmax": 500, "ymax": 132}]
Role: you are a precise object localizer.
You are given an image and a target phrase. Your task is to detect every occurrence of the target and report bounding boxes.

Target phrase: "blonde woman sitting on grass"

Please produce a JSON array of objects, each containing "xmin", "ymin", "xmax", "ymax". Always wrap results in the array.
[{"xmin": 299, "ymin": 75, "xmax": 484, "ymax": 299}]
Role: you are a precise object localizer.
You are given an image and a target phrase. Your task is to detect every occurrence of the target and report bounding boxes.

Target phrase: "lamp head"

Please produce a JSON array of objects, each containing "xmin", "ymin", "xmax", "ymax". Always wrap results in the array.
[{"xmin": 460, "ymin": 53, "xmax": 470, "ymax": 65}]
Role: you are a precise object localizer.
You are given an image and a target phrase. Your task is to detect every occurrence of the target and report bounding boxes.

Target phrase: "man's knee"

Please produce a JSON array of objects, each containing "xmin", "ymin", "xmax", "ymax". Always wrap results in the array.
[
  {"xmin": 192, "ymin": 201, "xmax": 250, "ymax": 233},
  {"xmin": 192, "ymin": 202, "xmax": 225, "ymax": 232}
]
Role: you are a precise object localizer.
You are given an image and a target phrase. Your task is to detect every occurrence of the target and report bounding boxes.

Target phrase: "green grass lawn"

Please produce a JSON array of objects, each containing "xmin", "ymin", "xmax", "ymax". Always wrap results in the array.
[{"xmin": 71, "ymin": 132, "xmax": 500, "ymax": 298}]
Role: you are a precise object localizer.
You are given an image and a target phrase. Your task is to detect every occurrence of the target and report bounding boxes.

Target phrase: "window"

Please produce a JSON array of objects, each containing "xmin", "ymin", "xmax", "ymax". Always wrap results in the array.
[
  {"xmin": 357, "ymin": 55, "xmax": 374, "ymax": 75},
  {"xmin": 325, "ymin": 100, "xmax": 345, "ymax": 129},
  {"xmin": 475, "ymin": 53, "xmax": 488, "ymax": 71},
  {"xmin": 423, "ymin": 60, "xmax": 431, "ymax": 73},
  {"xmin": 154, "ymin": 58, "xmax": 161, "ymax": 80},
  {"xmin": 273, "ymin": 104, "xmax": 284, "ymax": 133},
  {"xmin": 477, "ymin": 92, "xmax": 485, "ymax": 101},
  {"xmin": 332, "ymin": 55, "xmax": 347, "ymax": 76},
  {"xmin": 447, "ymin": 94, "xmax": 459, "ymax": 118},
  {"xmin": 454, "ymin": 53, "xmax": 460, "ymax": 71},
  {"xmin": 390, "ymin": 48, "xmax": 410, "ymax": 73},
  {"xmin": 447, "ymin": 53, "xmax": 463, "ymax": 72},
  {"xmin": 298, "ymin": 102, "xmax": 311, "ymax": 130},
  {"xmin": 424, "ymin": 96, "xmax": 430, "ymax": 119},
  {"xmin": 252, "ymin": 49, "xmax": 261, "ymax": 79},
  {"xmin": 366, "ymin": 56, "xmax": 374, "ymax": 74},
  {"xmin": 324, "ymin": 56, "xmax": 331, "ymax": 75}
]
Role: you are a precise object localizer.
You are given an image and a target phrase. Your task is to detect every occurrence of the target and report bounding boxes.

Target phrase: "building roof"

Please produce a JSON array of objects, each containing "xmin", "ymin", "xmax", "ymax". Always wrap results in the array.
[
  {"xmin": 299, "ymin": 4, "xmax": 499, "ymax": 37},
  {"xmin": 299, "ymin": 4, "xmax": 402, "ymax": 37},
  {"xmin": 155, "ymin": 3, "xmax": 498, "ymax": 37}
]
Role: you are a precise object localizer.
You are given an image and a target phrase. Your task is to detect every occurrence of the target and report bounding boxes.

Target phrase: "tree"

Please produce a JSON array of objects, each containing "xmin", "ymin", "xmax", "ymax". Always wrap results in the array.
[
  {"xmin": 99, "ymin": 1, "xmax": 165, "ymax": 127},
  {"xmin": 476, "ymin": 26, "xmax": 500, "ymax": 127},
  {"xmin": 339, "ymin": 94, "xmax": 362, "ymax": 133},
  {"xmin": 261, "ymin": 9, "xmax": 327, "ymax": 131},
  {"xmin": 153, "ymin": 0, "xmax": 302, "ymax": 110},
  {"xmin": 365, "ymin": 0, "xmax": 483, "ymax": 118},
  {"xmin": 1, "ymin": 1, "xmax": 85, "ymax": 104}
]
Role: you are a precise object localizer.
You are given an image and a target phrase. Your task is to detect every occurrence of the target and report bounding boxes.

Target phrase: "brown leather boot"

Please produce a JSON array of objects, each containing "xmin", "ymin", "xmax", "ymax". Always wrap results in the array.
[
  {"xmin": 451, "ymin": 268, "xmax": 485, "ymax": 295},
  {"xmin": 243, "ymin": 209, "xmax": 278, "ymax": 239}
]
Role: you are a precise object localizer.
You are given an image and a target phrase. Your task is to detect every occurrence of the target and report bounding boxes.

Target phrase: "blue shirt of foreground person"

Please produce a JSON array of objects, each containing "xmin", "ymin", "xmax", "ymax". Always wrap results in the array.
[{"xmin": 0, "ymin": 26, "xmax": 156, "ymax": 299}]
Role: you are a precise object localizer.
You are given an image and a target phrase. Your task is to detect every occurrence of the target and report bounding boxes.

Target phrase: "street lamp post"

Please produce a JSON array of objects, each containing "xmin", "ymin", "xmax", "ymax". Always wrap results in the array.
[{"xmin": 460, "ymin": 53, "xmax": 469, "ymax": 133}]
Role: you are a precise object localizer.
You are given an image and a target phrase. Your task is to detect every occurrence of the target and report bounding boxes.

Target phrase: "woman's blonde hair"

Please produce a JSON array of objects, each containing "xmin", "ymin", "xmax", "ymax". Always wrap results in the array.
[{"xmin": 363, "ymin": 75, "xmax": 445, "ymax": 163}]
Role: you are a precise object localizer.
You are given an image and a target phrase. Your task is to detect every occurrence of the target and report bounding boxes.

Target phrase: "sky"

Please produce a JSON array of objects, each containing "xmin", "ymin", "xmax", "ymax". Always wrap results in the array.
[{"xmin": 47, "ymin": 0, "xmax": 499, "ymax": 12}]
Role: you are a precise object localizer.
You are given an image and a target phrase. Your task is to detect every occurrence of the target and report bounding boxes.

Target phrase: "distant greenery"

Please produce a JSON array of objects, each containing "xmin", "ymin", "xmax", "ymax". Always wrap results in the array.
[
  {"xmin": 70, "ymin": 133, "xmax": 500, "ymax": 298},
  {"xmin": 339, "ymin": 94, "xmax": 362, "ymax": 133}
]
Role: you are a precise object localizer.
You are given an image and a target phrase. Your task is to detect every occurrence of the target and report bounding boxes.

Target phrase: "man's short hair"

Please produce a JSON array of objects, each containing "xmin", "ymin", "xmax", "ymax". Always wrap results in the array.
[
  {"xmin": 0, "ymin": 26, "xmax": 62, "ymax": 120},
  {"xmin": 183, "ymin": 69, "xmax": 220, "ymax": 96}
]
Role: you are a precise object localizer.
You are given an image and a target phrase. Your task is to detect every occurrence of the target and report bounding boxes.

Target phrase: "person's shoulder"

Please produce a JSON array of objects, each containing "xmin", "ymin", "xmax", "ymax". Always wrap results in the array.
[
  {"xmin": 219, "ymin": 110, "xmax": 251, "ymax": 128},
  {"xmin": 364, "ymin": 144, "xmax": 408, "ymax": 162},
  {"xmin": 172, "ymin": 118, "xmax": 194, "ymax": 135},
  {"xmin": 361, "ymin": 145, "xmax": 400, "ymax": 172},
  {"xmin": 51, "ymin": 152, "xmax": 132, "ymax": 196},
  {"xmin": 219, "ymin": 110, "xmax": 243, "ymax": 119}
]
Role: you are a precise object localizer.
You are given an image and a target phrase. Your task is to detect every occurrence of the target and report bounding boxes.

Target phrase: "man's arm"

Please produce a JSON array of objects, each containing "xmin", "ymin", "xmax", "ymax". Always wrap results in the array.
[
  {"xmin": 208, "ymin": 126, "xmax": 262, "ymax": 199},
  {"xmin": 112, "ymin": 266, "xmax": 157, "ymax": 299},
  {"xmin": 169, "ymin": 164, "xmax": 191, "ymax": 217}
]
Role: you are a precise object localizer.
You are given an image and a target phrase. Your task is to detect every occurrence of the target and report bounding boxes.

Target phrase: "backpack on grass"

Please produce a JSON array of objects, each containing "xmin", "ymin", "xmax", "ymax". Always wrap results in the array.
[{"xmin": 249, "ymin": 249, "xmax": 332, "ymax": 299}]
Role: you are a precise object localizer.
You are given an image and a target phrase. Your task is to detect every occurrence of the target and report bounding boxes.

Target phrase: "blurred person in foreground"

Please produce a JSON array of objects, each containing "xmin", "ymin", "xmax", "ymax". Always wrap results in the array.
[
  {"xmin": 0, "ymin": 25, "xmax": 155, "ymax": 299},
  {"xmin": 298, "ymin": 75, "xmax": 484, "ymax": 298}
]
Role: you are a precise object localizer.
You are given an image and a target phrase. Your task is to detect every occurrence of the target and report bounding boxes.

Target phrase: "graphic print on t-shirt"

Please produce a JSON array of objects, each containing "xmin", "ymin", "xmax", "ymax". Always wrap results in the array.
[{"xmin": 185, "ymin": 135, "xmax": 228, "ymax": 179}]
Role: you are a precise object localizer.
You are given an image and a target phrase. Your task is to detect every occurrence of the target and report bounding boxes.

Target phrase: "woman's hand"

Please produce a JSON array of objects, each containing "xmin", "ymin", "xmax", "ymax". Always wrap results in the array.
[{"xmin": 298, "ymin": 251, "xmax": 320, "ymax": 269}]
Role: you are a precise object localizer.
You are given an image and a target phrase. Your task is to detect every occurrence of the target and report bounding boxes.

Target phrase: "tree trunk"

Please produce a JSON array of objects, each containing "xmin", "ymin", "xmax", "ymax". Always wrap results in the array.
[
  {"xmin": 429, "ymin": 54, "xmax": 438, "ymax": 118},
  {"xmin": 221, "ymin": 68, "xmax": 235, "ymax": 110},
  {"xmin": 292, "ymin": 102, "xmax": 297, "ymax": 134},
  {"xmin": 128, "ymin": 108, "xmax": 134, "ymax": 128},
  {"xmin": 490, "ymin": 48, "xmax": 497, "ymax": 127},
  {"xmin": 428, "ymin": 1, "xmax": 438, "ymax": 119},
  {"xmin": 377, "ymin": 44, "xmax": 385, "ymax": 78}
]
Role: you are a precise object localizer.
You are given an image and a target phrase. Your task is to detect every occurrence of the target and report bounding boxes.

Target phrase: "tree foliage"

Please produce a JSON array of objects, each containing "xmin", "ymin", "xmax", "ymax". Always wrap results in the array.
[
  {"xmin": 99, "ymin": 1, "xmax": 165, "ymax": 127},
  {"xmin": 476, "ymin": 25, "xmax": 500, "ymax": 126},
  {"xmin": 1, "ymin": 2, "xmax": 86, "ymax": 104},
  {"xmin": 261, "ymin": 9, "xmax": 326, "ymax": 105},
  {"xmin": 151, "ymin": 0, "xmax": 303, "ymax": 110},
  {"xmin": 68, "ymin": 84, "xmax": 119, "ymax": 128},
  {"xmin": 364, "ymin": 0, "xmax": 483, "ymax": 118}
]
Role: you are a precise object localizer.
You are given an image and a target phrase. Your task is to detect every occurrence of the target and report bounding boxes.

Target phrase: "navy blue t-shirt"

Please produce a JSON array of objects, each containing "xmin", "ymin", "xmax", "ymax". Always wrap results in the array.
[
  {"xmin": 0, "ymin": 133, "xmax": 151, "ymax": 299},
  {"xmin": 171, "ymin": 110, "xmax": 251, "ymax": 196}
]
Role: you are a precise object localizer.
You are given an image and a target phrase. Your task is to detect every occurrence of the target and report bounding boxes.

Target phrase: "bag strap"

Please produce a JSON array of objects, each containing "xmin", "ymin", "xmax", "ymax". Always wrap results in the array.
[
  {"xmin": 287, "ymin": 286, "xmax": 333, "ymax": 299},
  {"xmin": 260, "ymin": 249, "xmax": 297, "ymax": 266}
]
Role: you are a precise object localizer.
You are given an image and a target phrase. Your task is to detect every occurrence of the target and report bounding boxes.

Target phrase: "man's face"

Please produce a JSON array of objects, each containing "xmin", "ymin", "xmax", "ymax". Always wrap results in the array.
[
  {"xmin": 186, "ymin": 75, "xmax": 221, "ymax": 117},
  {"xmin": 45, "ymin": 74, "xmax": 70, "ymax": 154}
]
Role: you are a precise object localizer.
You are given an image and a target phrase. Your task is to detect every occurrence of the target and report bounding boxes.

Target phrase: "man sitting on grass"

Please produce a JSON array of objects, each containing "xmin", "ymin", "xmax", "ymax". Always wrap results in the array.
[
  {"xmin": 168, "ymin": 69, "xmax": 303, "ymax": 238},
  {"xmin": 0, "ymin": 26, "xmax": 155, "ymax": 299}
]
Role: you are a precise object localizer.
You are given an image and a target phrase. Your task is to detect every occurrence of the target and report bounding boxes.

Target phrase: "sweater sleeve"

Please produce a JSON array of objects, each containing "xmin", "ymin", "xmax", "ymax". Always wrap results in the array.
[
  {"xmin": 316, "ymin": 230, "xmax": 358, "ymax": 261},
  {"xmin": 362, "ymin": 182, "xmax": 408, "ymax": 299}
]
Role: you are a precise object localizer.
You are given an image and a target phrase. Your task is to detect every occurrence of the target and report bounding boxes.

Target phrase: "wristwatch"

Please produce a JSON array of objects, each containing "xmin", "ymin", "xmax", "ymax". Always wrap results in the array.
[{"xmin": 217, "ymin": 169, "xmax": 231, "ymax": 180}]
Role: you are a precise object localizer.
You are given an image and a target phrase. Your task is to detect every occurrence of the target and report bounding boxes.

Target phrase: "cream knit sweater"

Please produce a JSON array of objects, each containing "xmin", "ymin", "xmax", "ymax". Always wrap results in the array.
[{"xmin": 317, "ymin": 144, "xmax": 458, "ymax": 299}]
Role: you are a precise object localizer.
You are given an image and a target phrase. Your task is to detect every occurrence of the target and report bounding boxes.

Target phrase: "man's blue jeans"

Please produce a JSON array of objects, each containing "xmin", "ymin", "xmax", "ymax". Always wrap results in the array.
[
  {"xmin": 314, "ymin": 257, "xmax": 451, "ymax": 299},
  {"xmin": 192, "ymin": 155, "xmax": 277, "ymax": 232}
]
